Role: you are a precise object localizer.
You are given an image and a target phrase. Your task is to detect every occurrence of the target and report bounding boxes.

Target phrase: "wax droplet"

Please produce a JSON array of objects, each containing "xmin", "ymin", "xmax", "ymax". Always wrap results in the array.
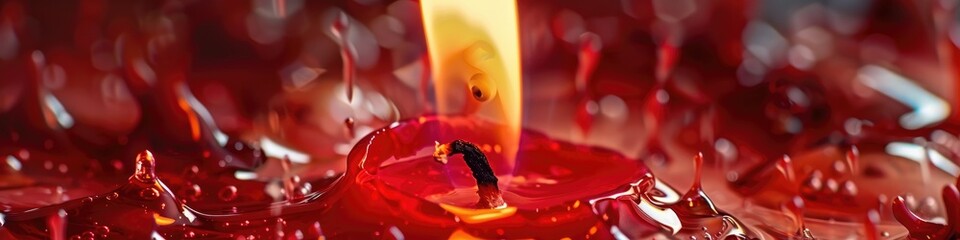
[
  {"xmin": 344, "ymin": 117, "xmax": 355, "ymax": 139},
  {"xmin": 105, "ymin": 192, "xmax": 119, "ymax": 200},
  {"xmin": 674, "ymin": 153, "xmax": 719, "ymax": 217},
  {"xmin": 832, "ymin": 161, "xmax": 846, "ymax": 174},
  {"xmin": 575, "ymin": 32, "xmax": 601, "ymax": 93},
  {"xmin": 692, "ymin": 153, "xmax": 704, "ymax": 190},
  {"xmin": 781, "ymin": 196, "xmax": 814, "ymax": 239},
  {"xmin": 133, "ymin": 150, "xmax": 157, "ymax": 183},
  {"xmin": 846, "ymin": 145, "xmax": 860, "ymax": 176},
  {"xmin": 656, "ymin": 41, "xmax": 678, "ymax": 82},
  {"xmin": 47, "ymin": 209, "xmax": 66, "ymax": 240},
  {"xmin": 467, "ymin": 73, "xmax": 496, "ymax": 102},
  {"xmin": 95, "ymin": 226, "xmax": 110, "ymax": 237},
  {"xmin": 840, "ymin": 180, "xmax": 858, "ymax": 197},
  {"xmin": 864, "ymin": 209, "xmax": 880, "ymax": 240},
  {"xmin": 576, "ymin": 98, "xmax": 598, "ymax": 135},
  {"xmin": 824, "ymin": 178, "xmax": 839, "ymax": 194},
  {"xmin": 183, "ymin": 184, "xmax": 202, "ymax": 201},
  {"xmin": 332, "ymin": 13, "xmax": 356, "ymax": 103},
  {"xmin": 139, "ymin": 188, "xmax": 160, "ymax": 200},
  {"xmin": 219, "ymin": 186, "xmax": 238, "ymax": 202},
  {"xmin": 281, "ymin": 156, "xmax": 306, "ymax": 201},
  {"xmin": 800, "ymin": 170, "xmax": 823, "ymax": 197},
  {"xmin": 775, "ymin": 154, "xmax": 795, "ymax": 183}
]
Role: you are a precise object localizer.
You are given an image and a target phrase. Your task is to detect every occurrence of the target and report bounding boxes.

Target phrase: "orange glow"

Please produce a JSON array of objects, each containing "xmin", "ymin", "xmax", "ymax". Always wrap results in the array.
[
  {"xmin": 420, "ymin": 0, "xmax": 522, "ymax": 168},
  {"xmin": 439, "ymin": 203, "xmax": 517, "ymax": 224},
  {"xmin": 153, "ymin": 213, "xmax": 175, "ymax": 226},
  {"xmin": 177, "ymin": 98, "xmax": 201, "ymax": 141},
  {"xmin": 447, "ymin": 229, "xmax": 483, "ymax": 240}
]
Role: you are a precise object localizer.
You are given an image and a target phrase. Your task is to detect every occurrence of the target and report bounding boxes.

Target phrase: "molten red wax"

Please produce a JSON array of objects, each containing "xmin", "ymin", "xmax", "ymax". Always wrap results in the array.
[
  {"xmin": 5, "ymin": 0, "xmax": 960, "ymax": 239},
  {"xmin": 0, "ymin": 116, "xmax": 765, "ymax": 239}
]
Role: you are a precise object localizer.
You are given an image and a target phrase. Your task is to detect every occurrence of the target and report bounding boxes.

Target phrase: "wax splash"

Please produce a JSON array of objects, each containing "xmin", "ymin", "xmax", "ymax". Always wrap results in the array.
[
  {"xmin": 0, "ymin": 0, "xmax": 956, "ymax": 238},
  {"xmin": 573, "ymin": 32, "xmax": 601, "ymax": 136},
  {"xmin": 591, "ymin": 153, "xmax": 761, "ymax": 239},
  {"xmin": 727, "ymin": 137, "xmax": 960, "ymax": 235},
  {"xmin": 781, "ymin": 196, "xmax": 815, "ymax": 239},
  {"xmin": 3, "ymin": 150, "xmax": 203, "ymax": 239},
  {"xmin": 332, "ymin": 12, "xmax": 357, "ymax": 103},
  {"xmin": 673, "ymin": 153, "xmax": 720, "ymax": 217},
  {"xmin": 575, "ymin": 32, "xmax": 601, "ymax": 94},
  {"xmin": 892, "ymin": 184, "xmax": 960, "ymax": 239},
  {"xmin": 280, "ymin": 156, "xmax": 309, "ymax": 202},
  {"xmin": 132, "ymin": 151, "xmax": 157, "ymax": 183}
]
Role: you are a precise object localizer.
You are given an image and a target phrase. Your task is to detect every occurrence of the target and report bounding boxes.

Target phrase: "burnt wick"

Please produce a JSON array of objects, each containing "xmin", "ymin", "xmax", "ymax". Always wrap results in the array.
[{"xmin": 434, "ymin": 140, "xmax": 506, "ymax": 209}]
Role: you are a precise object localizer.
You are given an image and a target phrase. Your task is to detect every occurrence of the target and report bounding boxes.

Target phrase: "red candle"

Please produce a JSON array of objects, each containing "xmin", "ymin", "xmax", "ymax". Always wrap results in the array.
[
  {"xmin": 2, "ymin": 115, "xmax": 767, "ymax": 239},
  {"xmin": 2, "ymin": 0, "xmax": 960, "ymax": 239}
]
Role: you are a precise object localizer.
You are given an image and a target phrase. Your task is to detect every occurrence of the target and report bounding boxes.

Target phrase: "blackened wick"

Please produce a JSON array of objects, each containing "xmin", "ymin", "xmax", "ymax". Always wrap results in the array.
[{"xmin": 434, "ymin": 139, "xmax": 506, "ymax": 209}]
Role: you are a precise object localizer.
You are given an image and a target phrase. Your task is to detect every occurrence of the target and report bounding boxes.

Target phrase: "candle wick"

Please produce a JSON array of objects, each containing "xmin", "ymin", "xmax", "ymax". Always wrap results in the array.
[{"xmin": 433, "ymin": 139, "xmax": 506, "ymax": 209}]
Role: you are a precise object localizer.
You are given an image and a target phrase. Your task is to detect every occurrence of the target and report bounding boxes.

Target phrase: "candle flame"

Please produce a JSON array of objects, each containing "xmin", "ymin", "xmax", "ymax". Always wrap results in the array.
[{"xmin": 420, "ymin": 0, "xmax": 522, "ymax": 169}]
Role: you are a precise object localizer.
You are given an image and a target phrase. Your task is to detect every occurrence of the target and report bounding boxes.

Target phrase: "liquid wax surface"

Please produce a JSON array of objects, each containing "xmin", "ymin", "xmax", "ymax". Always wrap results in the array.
[
  {"xmin": 3, "ymin": 0, "xmax": 960, "ymax": 239},
  {"xmin": 0, "ymin": 116, "xmax": 768, "ymax": 239}
]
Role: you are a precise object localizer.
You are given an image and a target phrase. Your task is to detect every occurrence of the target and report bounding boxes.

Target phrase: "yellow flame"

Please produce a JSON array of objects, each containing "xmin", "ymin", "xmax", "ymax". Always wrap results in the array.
[{"xmin": 420, "ymin": 0, "xmax": 522, "ymax": 168}]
